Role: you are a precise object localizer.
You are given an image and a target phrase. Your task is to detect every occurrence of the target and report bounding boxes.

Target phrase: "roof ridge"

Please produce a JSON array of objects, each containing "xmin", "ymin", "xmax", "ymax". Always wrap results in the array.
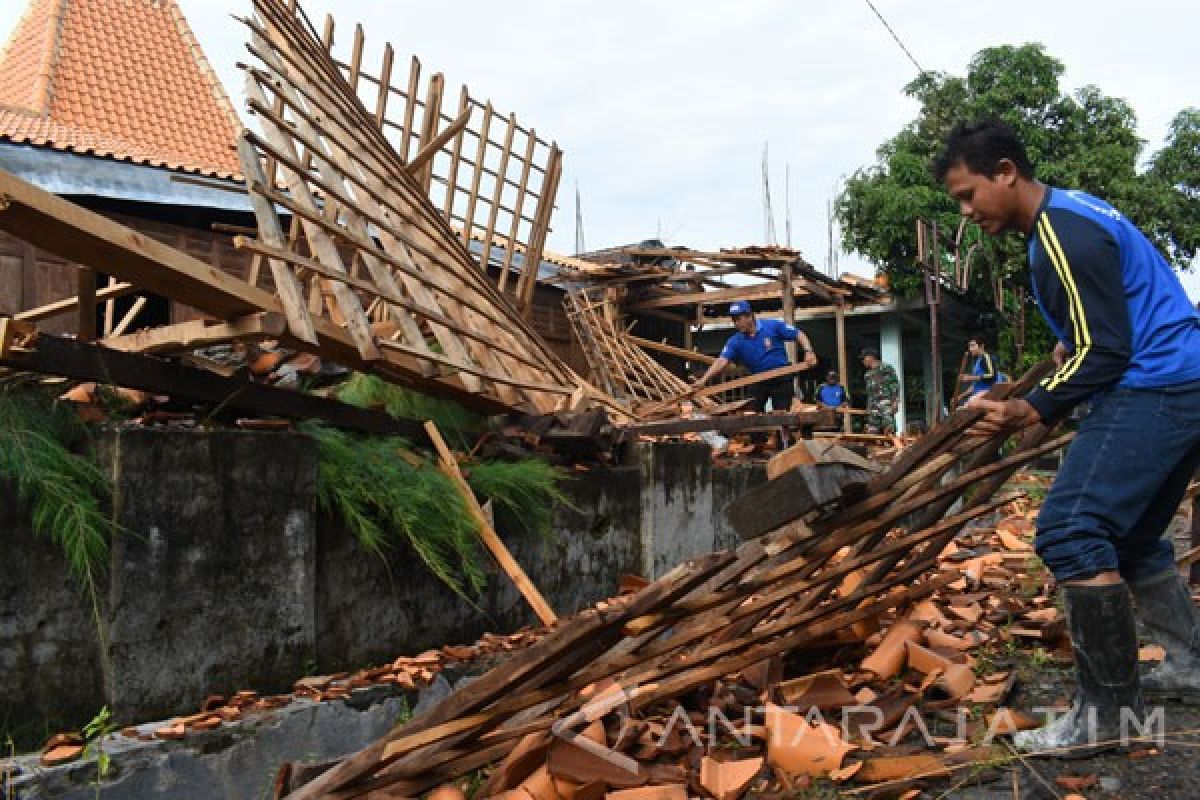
[{"xmin": 0, "ymin": 0, "xmax": 69, "ymax": 115}]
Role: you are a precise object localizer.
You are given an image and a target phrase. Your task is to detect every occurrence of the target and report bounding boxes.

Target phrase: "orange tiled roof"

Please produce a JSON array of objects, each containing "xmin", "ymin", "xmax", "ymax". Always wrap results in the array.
[{"xmin": 0, "ymin": 0, "xmax": 242, "ymax": 179}]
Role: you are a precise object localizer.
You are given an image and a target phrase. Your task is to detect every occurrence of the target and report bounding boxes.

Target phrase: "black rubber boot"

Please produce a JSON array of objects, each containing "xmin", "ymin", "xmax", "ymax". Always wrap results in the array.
[
  {"xmin": 1014, "ymin": 583, "xmax": 1145, "ymax": 757},
  {"xmin": 1131, "ymin": 568, "xmax": 1200, "ymax": 702}
]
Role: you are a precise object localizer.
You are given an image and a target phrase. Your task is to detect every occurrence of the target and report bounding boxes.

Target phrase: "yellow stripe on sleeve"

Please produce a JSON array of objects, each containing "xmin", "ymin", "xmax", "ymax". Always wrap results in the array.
[{"xmin": 1037, "ymin": 215, "xmax": 1092, "ymax": 391}]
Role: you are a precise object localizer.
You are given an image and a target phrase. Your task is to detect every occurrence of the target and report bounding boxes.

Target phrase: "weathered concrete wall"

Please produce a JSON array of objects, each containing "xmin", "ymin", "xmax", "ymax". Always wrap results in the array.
[
  {"xmin": 98, "ymin": 429, "xmax": 318, "ymax": 724},
  {"xmin": 313, "ymin": 465, "xmax": 644, "ymax": 672},
  {"xmin": 4, "ymin": 430, "xmax": 761, "ymax": 749},
  {"xmin": 630, "ymin": 441, "xmax": 767, "ymax": 577},
  {"xmin": 0, "ymin": 490, "xmax": 105, "ymax": 745}
]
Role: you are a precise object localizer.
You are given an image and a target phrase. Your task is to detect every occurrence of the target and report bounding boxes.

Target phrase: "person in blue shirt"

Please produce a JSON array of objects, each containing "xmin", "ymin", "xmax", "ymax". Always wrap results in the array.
[
  {"xmin": 694, "ymin": 300, "xmax": 818, "ymax": 412},
  {"xmin": 817, "ymin": 371, "xmax": 847, "ymax": 409},
  {"xmin": 937, "ymin": 119, "xmax": 1200, "ymax": 756},
  {"xmin": 958, "ymin": 335, "xmax": 998, "ymax": 398}
]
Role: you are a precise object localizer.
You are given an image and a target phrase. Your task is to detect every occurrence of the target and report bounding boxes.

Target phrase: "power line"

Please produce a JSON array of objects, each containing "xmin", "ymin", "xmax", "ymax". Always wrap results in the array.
[{"xmin": 863, "ymin": 0, "xmax": 925, "ymax": 75}]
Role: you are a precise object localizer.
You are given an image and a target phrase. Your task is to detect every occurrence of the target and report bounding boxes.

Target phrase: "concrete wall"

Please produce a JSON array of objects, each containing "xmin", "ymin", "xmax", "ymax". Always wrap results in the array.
[{"xmin": 3, "ymin": 429, "xmax": 763, "ymax": 747}]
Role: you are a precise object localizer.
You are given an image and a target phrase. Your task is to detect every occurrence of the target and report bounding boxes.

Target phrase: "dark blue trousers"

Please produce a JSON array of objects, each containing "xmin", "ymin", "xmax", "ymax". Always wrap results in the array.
[{"xmin": 1035, "ymin": 380, "xmax": 1200, "ymax": 583}]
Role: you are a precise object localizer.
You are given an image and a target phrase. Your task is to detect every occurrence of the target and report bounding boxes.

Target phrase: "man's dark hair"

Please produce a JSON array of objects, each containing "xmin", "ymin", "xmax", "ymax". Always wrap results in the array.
[
  {"xmin": 968, "ymin": 334, "xmax": 989, "ymax": 348},
  {"xmin": 934, "ymin": 119, "xmax": 1035, "ymax": 182}
]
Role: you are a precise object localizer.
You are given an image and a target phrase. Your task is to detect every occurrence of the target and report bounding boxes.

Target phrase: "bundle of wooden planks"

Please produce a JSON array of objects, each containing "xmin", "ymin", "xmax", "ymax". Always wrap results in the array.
[{"xmin": 274, "ymin": 364, "xmax": 1072, "ymax": 798}]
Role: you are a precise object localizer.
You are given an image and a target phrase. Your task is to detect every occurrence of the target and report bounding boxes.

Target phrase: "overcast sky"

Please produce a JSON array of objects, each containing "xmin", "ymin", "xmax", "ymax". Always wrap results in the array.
[{"xmin": 2, "ymin": 0, "xmax": 1197, "ymax": 299}]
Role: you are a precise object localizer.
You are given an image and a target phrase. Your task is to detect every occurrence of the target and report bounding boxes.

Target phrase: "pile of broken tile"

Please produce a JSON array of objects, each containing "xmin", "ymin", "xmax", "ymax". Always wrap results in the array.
[
  {"xmin": 36, "ymin": 628, "xmax": 545, "ymax": 768},
  {"xmin": 271, "ymin": 365, "xmax": 1097, "ymax": 799}
]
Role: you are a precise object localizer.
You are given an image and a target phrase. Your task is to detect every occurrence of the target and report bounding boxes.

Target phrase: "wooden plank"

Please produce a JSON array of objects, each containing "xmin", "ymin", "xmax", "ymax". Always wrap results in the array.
[
  {"xmin": 518, "ymin": 144, "xmax": 560, "ymax": 315},
  {"xmin": 235, "ymin": 136, "xmax": 320, "ymax": 346},
  {"xmin": 108, "ymin": 296, "xmax": 147, "ymax": 337},
  {"xmin": 407, "ymin": 102, "xmax": 471, "ymax": 179},
  {"xmin": 440, "ymin": 86, "xmax": 470, "ymax": 223},
  {"xmin": 766, "ymin": 439, "xmax": 817, "ymax": 478},
  {"xmin": 481, "ymin": 112, "xmax": 516, "ymax": 289},
  {"xmin": 425, "ymin": 420, "xmax": 558, "ymax": 626},
  {"xmin": 626, "ymin": 334, "xmax": 718, "ymax": 365},
  {"xmin": 461, "ymin": 101, "xmax": 492, "ymax": 246},
  {"xmin": 0, "ymin": 333, "xmax": 431, "ymax": 443},
  {"xmin": 15, "ymin": 280, "xmax": 135, "ymax": 323},
  {"xmin": 724, "ymin": 463, "xmax": 875, "ymax": 540},
  {"xmin": 76, "ymin": 267, "xmax": 96, "ymax": 342},
  {"xmin": 102, "ymin": 312, "xmax": 286, "ymax": 354},
  {"xmin": 398, "ymin": 52, "xmax": 417, "ymax": 157},
  {"xmin": 241, "ymin": 51, "xmax": 564, "ymax": 396},
  {"xmin": 629, "ymin": 281, "xmax": 811, "ymax": 311},
  {"xmin": 835, "ymin": 300, "xmax": 850, "ymax": 433},
  {"xmin": 414, "ymin": 71, "xmax": 444, "ymax": 190},
  {"xmin": 619, "ymin": 410, "xmax": 825, "ymax": 438},
  {"xmin": 640, "ymin": 362, "xmax": 813, "ymax": 417},
  {"xmin": 245, "ymin": 67, "xmax": 448, "ymax": 380}
]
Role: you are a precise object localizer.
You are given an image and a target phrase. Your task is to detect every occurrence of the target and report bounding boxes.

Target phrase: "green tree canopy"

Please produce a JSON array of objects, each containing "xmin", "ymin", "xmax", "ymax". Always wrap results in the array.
[{"xmin": 837, "ymin": 44, "xmax": 1199, "ymax": 358}]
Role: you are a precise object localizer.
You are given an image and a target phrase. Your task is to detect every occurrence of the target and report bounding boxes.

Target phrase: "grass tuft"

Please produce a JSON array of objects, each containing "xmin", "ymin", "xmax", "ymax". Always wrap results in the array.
[
  {"xmin": 466, "ymin": 459, "xmax": 571, "ymax": 538},
  {"xmin": 302, "ymin": 422, "xmax": 488, "ymax": 599},
  {"xmin": 303, "ymin": 419, "xmax": 569, "ymax": 599},
  {"xmin": 0, "ymin": 389, "xmax": 111, "ymax": 594}
]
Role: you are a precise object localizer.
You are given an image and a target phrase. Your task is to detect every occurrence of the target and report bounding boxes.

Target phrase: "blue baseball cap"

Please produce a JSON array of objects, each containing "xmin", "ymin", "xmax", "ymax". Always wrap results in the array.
[{"xmin": 729, "ymin": 301, "xmax": 752, "ymax": 317}]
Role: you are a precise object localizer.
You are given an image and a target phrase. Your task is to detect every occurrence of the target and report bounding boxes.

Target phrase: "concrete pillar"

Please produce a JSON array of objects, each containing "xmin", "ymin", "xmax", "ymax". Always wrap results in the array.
[{"xmin": 880, "ymin": 315, "xmax": 906, "ymax": 434}]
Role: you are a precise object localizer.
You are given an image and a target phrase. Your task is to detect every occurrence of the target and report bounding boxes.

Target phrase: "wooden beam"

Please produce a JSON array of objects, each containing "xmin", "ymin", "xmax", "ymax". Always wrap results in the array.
[
  {"xmin": 407, "ymin": 103, "xmax": 471, "ymax": 179},
  {"xmin": 0, "ymin": 333, "xmax": 432, "ymax": 443},
  {"xmin": 639, "ymin": 362, "xmax": 814, "ymax": 417},
  {"xmin": 618, "ymin": 410, "xmax": 827, "ymax": 438},
  {"xmin": 76, "ymin": 267, "xmax": 97, "ymax": 342},
  {"xmin": 14, "ymin": 281, "xmax": 136, "ymax": 323},
  {"xmin": 626, "ymin": 334, "xmax": 718, "ymax": 365},
  {"xmin": 424, "ymin": 421, "xmax": 558, "ymax": 626},
  {"xmin": 630, "ymin": 281, "xmax": 812, "ymax": 311},
  {"xmin": 835, "ymin": 300, "xmax": 850, "ymax": 433},
  {"xmin": 102, "ymin": 312, "xmax": 287, "ymax": 354}
]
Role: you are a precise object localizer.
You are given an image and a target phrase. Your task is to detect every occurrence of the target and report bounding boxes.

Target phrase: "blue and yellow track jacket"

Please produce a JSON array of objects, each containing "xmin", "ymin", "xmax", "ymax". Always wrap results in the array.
[{"xmin": 1025, "ymin": 187, "xmax": 1200, "ymax": 422}]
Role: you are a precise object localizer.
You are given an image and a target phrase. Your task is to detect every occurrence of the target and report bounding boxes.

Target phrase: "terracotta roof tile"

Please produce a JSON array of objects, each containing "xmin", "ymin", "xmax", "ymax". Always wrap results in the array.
[{"xmin": 0, "ymin": 0, "xmax": 242, "ymax": 179}]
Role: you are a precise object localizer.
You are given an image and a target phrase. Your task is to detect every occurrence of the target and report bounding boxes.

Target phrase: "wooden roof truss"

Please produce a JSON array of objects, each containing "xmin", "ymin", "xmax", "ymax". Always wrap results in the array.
[{"xmin": 234, "ymin": 0, "xmax": 580, "ymax": 413}]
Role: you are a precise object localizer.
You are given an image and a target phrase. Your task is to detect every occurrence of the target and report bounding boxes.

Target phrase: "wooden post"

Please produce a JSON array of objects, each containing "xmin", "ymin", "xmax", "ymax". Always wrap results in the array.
[
  {"xmin": 835, "ymin": 299, "xmax": 850, "ymax": 433},
  {"xmin": 76, "ymin": 267, "xmax": 97, "ymax": 342},
  {"xmin": 424, "ymin": 420, "xmax": 558, "ymax": 626},
  {"xmin": 781, "ymin": 256, "xmax": 798, "ymax": 400}
]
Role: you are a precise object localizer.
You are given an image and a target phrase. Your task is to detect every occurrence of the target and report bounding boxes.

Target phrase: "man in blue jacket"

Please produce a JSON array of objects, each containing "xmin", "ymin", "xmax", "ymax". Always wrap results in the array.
[
  {"xmin": 694, "ymin": 300, "xmax": 818, "ymax": 412},
  {"xmin": 937, "ymin": 119, "xmax": 1200, "ymax": 755},
  {"xmin": 959, "ymin": 335, "xmax": 998, "ymax": 399}
]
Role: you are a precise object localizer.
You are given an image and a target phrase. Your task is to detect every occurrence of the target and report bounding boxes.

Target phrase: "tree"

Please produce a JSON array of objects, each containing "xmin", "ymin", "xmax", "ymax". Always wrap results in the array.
[{"xmin": 837, "ymin": 44, "xmax": 1199, "ymax": 368}]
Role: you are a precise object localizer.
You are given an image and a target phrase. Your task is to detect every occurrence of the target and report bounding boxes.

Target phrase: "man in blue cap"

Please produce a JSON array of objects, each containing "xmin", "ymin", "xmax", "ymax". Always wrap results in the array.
[{"xmin": 694, "ymin": 300, "xmax": 818, "ymax": 412}]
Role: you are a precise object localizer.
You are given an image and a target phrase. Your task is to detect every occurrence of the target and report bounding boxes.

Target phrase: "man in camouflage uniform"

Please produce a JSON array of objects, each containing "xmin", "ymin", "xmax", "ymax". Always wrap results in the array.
[{"xmin": 861, "ymin": 347, "xmax": 900, "ymax": 434}]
